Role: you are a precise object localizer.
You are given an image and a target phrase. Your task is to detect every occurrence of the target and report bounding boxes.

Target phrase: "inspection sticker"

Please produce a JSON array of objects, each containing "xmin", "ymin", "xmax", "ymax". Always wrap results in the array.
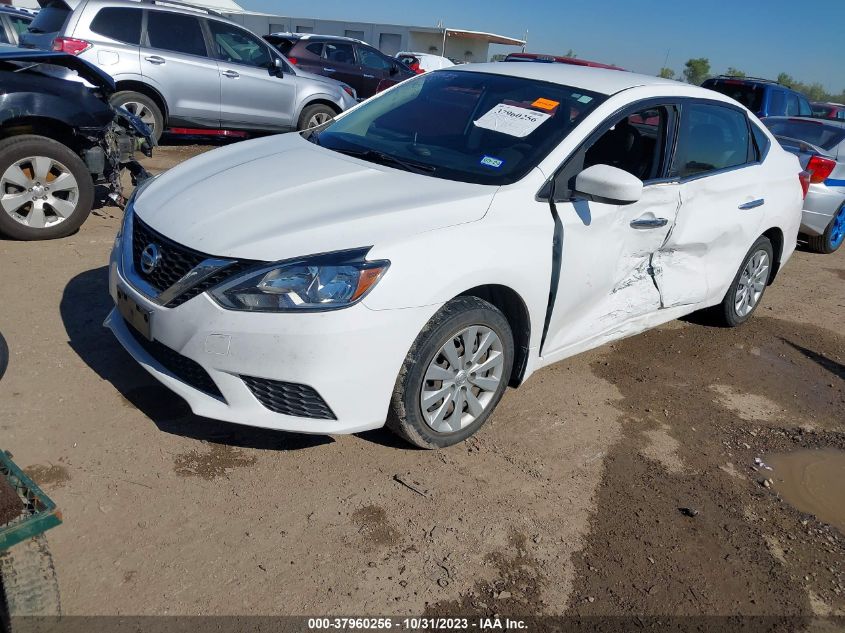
[
  {"xmin": 480, "ymin": 155, "xmax": 504, "ymax": 168},
  {"xmin": 474, "ymin": 103, "xmax": 551, "ymax": 138},
  {"xmin": 531, "ymin": 98, "xmax": 560, "ymax": 111}
]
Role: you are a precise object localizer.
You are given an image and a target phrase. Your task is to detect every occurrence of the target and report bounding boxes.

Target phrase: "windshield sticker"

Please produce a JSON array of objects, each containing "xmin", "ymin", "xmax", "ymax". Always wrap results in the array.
[
  {"xmin": 480, "ymin": 155, "xmax": 504, "ymax": 168},
  {"xmin": 474, "ymin": 103, "xmax": 552, "ymax": 138},
  {"xmin": 532, "ymin": 98, "xmax": 560, "ymax": 111},
  {"xmin": 577, "ymin": 95, "xmax": 594, "ymax": 104}
]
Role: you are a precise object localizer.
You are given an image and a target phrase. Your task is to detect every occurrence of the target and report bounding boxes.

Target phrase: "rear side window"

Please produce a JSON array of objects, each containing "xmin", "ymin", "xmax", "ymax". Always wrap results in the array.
[
  {"xmin": 304, "ymin": 42, "xmax": 323, "ymax": 56},
  {"xmin": 764, "ymin": 119, "xmax": 845, "ymax": 151},
  {"xmin": 703, "ymin": 81, "xmax": 764, "ymax": 113},
  {"xmin": 798, "ymin": 97, "xmax": 812, "ymax": 117},
  {"xmin": 146, "ymin": 11, "xmax": 207, "ymax": 57},
  {"xmin": 9, "ymin": 15, "xmax": 32, "ymax": 36},
  {"xmin": 27, "ymin": 3, "xmax": 69, "ymax": 34},
  {"xmin": 785, "ymin": 93, "xmax": 801, "ymax": 117},
  {"xmin": 90, "ymin": 7, "xmax": 142, "ymax": 45},
  {"xmin": 671, "ymin": 103, "xmax": 751, "ymax": 178},
  {"xmin": 768, "ymin": 90, "xmax": 785, "ymax": 115},
  {"xmin": 750, "ymin": 122, "xmax": 771, "ymax": 159}
]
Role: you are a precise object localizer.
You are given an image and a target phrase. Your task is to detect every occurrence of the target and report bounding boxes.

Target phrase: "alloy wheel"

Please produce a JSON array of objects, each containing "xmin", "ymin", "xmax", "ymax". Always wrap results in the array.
[
  {"xmin": 307, "ymin": 112, "xmax": 332, "ymax": 128},
  {"xmin": 734, "ymin": 249, "xmax": 769, "ymax": 317},
  {"xmin": 0, "ymin": 156, "xmax": 79, "ymax": 229},
  {"xmin": 420, "ymin": 325, "xmax": 504, "ymax": 433},
  {"xmin": 122, "ymin": 101, "xmax": 158, "ymax": 134},
  {"xmin": 829, "ymin": 206, "xmax": 845, "ymax": 251}
]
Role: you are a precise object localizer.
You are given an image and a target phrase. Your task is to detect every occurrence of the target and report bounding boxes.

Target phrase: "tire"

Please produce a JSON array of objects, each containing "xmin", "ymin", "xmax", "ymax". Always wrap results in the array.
[
  {"xmin": 711, "ymin": 236, "xmax": 774, "ymax": 327},
  {"xmin": 387, "ymin": 296, "xmax": 514, "ymax": 449},
  {"xmin": 0, "ymin": 135, "xmax": 95, "ymax": 241},
  {"xmin": 806, "ymin": 204, "xmax": 845, "ymax": 254},
  {"xmin": 297, "ymin": 103, "xmax": 337, "ymax": 131},
  {"xmin": 0, "ymin": 535, "xmax": 62, "ymax": 628},
  {"xmin": 0, "ymin": 333, "xmax": 7, "ymax": 382},
  {"xmin": 110, "ymin": 91, "xmax": 164, "ymax": 142}
]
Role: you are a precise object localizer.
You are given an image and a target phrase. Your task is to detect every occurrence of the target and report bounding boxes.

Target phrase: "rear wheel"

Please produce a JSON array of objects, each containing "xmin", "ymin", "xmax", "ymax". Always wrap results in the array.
[
  {"xmin": 711, "ymin": 236, "xmax": 774, "ymax": 327},
  {"xmin": 110, "ymin": 91, "xmax": 164, "ymax": 142},
  {"xmin": 0, "ymin": 135, "xmax": 94, "ymax": 241},
  {"xmin": 0, "ymin": 332, "xmax": 7, "ymax": 381},
  {"xmin": 297, "ymin": 104, "xmax": 336, "ymax": 131},
  {"xmin": 387, "ymin": 296, "xmax": 514, "ymax": 449},
  {"xmin": 806, "ymin": 205, "xmax": 845, "ymax": 254}
]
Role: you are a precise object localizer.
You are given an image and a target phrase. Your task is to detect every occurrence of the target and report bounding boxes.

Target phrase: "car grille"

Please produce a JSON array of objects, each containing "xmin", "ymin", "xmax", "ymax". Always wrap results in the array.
[
  {"xmin": 241, "ymin": 376, "xmax": 336, "ymax": 420},
  {"xmin": 131, "ymin": 217, "xmax": 257, "ymax": 308},
  {"xmin": 124, "ymin": 319, "xmax": 225, "ymax": 401}
]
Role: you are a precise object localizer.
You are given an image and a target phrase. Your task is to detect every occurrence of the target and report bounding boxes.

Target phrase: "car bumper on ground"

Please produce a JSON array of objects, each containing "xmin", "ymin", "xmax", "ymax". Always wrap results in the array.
[
  {"xmin": 802, "ymin": 185, "xmax": 844, "ymax": 236},
  {"xmin": 106, "ymin": 255, "xmax": 437, "ymax": 435}
]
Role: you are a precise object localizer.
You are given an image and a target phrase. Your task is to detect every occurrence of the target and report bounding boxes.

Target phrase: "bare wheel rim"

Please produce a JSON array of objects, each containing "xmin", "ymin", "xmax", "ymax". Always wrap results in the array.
[
  {"xmin": 734, "ymin": 249, "xmax": 769, "ymax": 317},
  {"xmin": 420, "ymin": 325, "xmax": 504, "ymax": 433},
  {"xmin": 307, "ymin": 112, "xmax": 332, "ymax": 128},
  {"xmin": 122, "ymin": 101, "xmax": 157, "ymax": 133},
  {"xmin": 1, "ymin": 156, "xmax": 80, "ymax": 229}
]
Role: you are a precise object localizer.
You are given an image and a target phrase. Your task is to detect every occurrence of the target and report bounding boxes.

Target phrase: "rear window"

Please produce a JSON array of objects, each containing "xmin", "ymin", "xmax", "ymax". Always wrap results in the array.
[
  {"xmin": 764, "ymin": 119, "xmax": 845, "ymax": 151},
  {"xmin": 90, "ymin": 7, "xmax": 142, "ymax": 45},
  {"xmin": 146, "ymin": 12, "xmax": 207, "ymax": 57},
  {"xmin": 266, "ymin": 37, "xmax": 295, "ymax": 56},
  {"xmin": 703, "ymin": 81, "xmax": 764, "ymax": 113},
  {"xmin": 26, "ymin": 3, "xmax": 69, "ymax": 34}
]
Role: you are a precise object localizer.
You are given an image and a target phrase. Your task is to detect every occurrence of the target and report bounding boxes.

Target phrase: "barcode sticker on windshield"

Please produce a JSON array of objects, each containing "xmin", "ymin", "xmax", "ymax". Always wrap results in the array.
[{"xmin": 474, "ymin": 104, "xmax": 551, "ymax": 138}]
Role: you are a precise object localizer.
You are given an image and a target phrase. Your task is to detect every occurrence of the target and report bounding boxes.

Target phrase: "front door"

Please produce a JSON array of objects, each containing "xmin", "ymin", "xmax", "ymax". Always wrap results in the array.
[
  {"xmin": 141, "ymin": 11, "xmax": 220, "ymax": 128},
  {"xmin": 542, "ymin": 105, "xmax": 682, "ymax": 357},
  {"xmin": 207, "ymin": 20, "xmax": 296, "ymax": 131},
  {"xmin": 655, "ymin": 101, "xmax": 767, "ymax": 308},
  {"xmin": 320, "ymin": 40, "xmax": 363, "ymax": 96}
]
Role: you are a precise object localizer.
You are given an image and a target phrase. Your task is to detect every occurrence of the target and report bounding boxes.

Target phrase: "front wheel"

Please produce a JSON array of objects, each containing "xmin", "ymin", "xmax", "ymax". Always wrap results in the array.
[
  {"xmin": 806, "ymin": 205, "xmax": 845, "ymax": 254},
  {"xmin": 297, "ymin": 104, "xmax": 336, "ymax": 131},
  {"xmin": 387, "ymin": 296, "xmax": 514, "ymax": 449},
  {"xmin": 711, "ymin": 236, "xmax": 774, "ymax": 327}
]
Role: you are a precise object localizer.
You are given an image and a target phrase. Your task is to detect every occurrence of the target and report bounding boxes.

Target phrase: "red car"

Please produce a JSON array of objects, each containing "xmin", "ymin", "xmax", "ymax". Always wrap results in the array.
[
  {"xmin": 503, "ymin": 52, "xmax": 625, "ymax": 71},
  {"xmin": 811, "ymin": 102, "xmax": 845, "ymax": 121}
]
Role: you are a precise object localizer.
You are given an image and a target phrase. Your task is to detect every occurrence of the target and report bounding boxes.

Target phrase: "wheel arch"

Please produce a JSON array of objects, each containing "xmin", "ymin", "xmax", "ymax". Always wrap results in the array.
[
  {"xmin": 761, "ymin": 226, "xmax": 784, "ymax": 284},
  {"xmin": 113, "ymin": 81, "xmax": 169, "ymax": 123},
  {"xmin": 296, "ymin": 98, "xmax": 342, "ymax": 126},
  {"xmin": 457, "ymin": 284, "xmax": 531, "ymax": 387},
  {"xmin": 0, "ymin": 117, "xmax": 80, "ymax": 152}
]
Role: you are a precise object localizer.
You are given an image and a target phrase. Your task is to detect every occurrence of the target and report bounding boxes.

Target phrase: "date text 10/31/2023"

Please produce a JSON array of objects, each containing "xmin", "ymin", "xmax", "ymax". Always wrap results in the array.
[{"xmin": 307, "ymin": 617, "xmax": 528, "ymax": 630}]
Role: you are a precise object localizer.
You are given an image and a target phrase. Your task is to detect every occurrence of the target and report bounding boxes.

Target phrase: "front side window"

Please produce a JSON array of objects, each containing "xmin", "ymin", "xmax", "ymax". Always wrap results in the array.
[
  {"xmin": 208, "ymin": 21, "xmax": 271, "ymax": 67},
  {"xmin": 310, "ymin": 70, "xmax": 606, "ymax": 185},
  {"xmin": 359, "ymin": 47, "xmax": 392, "ymax": 71},
  {"xmin": 671, "ymin": 103, "xmax": 751, "ymax": 178},
  {"xmin": 146, "ymin": 12, "xmax": 207, "ymax": 57},
  {"xmin": 90, "ymin": 7, "xmax": 142, "ymax": 45},
  {"xmin": 583, "ymin": 107, "xmax": 670, "ymax": 181}
]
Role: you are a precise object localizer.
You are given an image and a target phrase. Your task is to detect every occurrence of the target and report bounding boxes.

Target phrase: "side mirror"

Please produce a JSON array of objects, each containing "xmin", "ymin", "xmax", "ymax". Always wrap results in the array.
[
  {"xmin": 572, "ymin": 164, "xmax": 643, "ymax": 205},
  {"xmin": 270, "ymin": 57, "xmax": 284, "ymax": 76}
]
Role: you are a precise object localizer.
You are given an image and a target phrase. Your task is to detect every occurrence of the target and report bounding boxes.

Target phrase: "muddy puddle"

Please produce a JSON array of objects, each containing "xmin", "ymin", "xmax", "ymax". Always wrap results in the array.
[{"xmin": 767, "ymin": 449, "xmax": 845, "ymax": 534}]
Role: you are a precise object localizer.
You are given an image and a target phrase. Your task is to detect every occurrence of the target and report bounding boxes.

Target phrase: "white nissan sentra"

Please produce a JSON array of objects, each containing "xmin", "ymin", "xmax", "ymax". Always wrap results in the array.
[{"xmin": 107, "ymin": 63, "xmax": 803, "ymax": 448}]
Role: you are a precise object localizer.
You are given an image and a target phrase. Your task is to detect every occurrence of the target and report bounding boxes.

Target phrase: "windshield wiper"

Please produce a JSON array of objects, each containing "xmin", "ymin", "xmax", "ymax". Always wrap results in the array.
[{"xmin": 334, "ymin": 148, "xmax": 435, "ymax": 175}]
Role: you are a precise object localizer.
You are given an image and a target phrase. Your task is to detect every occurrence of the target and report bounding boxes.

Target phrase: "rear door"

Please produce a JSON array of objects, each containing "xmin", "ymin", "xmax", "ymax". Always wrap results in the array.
[
  {"xmin": 207, "ymin": 19, "xmax": 296, "ymax": 131},
  {"xmin": 655, "ymin": 101, "xmax": 766, "ymax": 308},
  {"xmin": 320, "ymin": 40, "xmax": 362, "ymax": 95},
  {"xmin": 76, "ymin": 6, "xmax": 142, "ymax": 78},
  {"xmin": 140, "ymin": 10, "xmax": 220, "ymax": 128}
]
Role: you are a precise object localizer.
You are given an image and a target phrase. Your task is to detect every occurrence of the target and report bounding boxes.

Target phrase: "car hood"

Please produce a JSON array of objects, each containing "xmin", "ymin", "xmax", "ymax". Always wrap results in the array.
[{"xmin": 134, "ymin": 133, "xmax": 497, "ymax": 261}]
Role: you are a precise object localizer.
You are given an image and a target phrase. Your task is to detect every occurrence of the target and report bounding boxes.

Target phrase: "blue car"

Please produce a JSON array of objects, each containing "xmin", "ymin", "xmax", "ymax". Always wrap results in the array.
[{"xmin": 702, "ymin": 76, "xmax": 812, "ymax": 119}]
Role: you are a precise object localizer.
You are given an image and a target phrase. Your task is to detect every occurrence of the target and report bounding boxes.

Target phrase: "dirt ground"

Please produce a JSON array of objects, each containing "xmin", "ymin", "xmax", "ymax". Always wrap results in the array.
[{"xmin": 0, "ymin": 143, "xmax": 842, "ymax": 621}]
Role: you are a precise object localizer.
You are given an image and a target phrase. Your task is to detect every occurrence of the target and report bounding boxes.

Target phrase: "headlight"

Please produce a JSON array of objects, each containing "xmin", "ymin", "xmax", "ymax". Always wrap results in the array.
[{"xmin": 210, "ymin": 249, "xmax": 389, "ymax": 312}]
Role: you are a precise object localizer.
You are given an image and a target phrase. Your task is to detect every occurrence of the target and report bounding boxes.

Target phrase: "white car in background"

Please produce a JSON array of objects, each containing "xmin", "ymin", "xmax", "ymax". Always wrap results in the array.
[
  {"xmin": 396, "ymin": 51, "xmax": 454, "ymax": 73},
  {"xmin": 107, "ymin": 64, "xmax": 803, "ymax": 448}
]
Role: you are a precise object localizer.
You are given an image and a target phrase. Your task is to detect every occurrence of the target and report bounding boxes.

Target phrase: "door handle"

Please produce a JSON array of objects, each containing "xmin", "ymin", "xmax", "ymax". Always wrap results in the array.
[
  {"xmin": 322, "ymin": 67, "xmax": 336, "ymax": 73},
  {"xmin": 221, "ymin": 70, "xmax": 239, "ymax": 78},
  {"xmin": 738, "ymin": 198, "xmax": 765, "ymax": 210},
  {"xmin": 144, "ymin": 55, "xmax": 165, "ymax": 65},
  {"xmin": 363, "ymin": 73, "xmax": 375, "ymax": 79},
  {"xmin": 630, "ymin": 216, "xmax": 669, "ymax": 229}
]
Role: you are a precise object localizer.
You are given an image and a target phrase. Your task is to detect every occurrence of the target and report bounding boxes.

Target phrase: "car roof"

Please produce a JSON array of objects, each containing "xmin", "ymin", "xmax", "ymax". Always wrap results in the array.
[
  {"xmin": 765, "ymin": 116, "xmax": 845, "ymax": 130},
  {"xmin": 504, "ymin": 52, "xmax": 625, "ymax": 71},
  {"xmin": 0, "ymin": 5, "xmax": 35, "ymax": 16},
  {"xmin": 447, "ymin": 62, "xmax": 693, "ymax": 97},
  {"xmin": 267, "ymin": 32, "xmax": 369, "ymax": 45}
]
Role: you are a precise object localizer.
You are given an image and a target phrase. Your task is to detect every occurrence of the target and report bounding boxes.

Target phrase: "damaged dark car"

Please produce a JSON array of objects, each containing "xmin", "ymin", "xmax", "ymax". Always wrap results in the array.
[{"xmin": 0, "ymin": 49, "xmax": 153, "ymax": 240}]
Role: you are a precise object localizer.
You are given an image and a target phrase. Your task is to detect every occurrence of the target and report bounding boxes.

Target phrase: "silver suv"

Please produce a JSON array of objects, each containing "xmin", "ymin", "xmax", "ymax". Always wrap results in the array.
[{"xmin": 20, "ymin": 0, "xmax": 357, "ymax": 140}]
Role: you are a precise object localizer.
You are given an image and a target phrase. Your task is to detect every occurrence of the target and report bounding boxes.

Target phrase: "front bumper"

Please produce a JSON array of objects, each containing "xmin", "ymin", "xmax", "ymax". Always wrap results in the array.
[
  {"xmin": 106, "ymin": 244, "xmax": 437, "ymax": 435},
  {"xmin": 802, "ymin": 185, "xmax": 845, "ymax": 236}
]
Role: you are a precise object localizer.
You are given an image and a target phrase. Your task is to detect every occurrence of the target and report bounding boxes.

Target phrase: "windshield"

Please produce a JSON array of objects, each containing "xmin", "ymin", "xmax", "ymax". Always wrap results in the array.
[
  {"xmin": 765, "ymin": 119, "xmax": 845, "ymax": 151},
  {"xmin": 310, "ymin": 70, "xmax": 606, "ymax": 185},
  {"xmin": 704, "ymin": 81, "xmax": 764, "ymax": 113}
]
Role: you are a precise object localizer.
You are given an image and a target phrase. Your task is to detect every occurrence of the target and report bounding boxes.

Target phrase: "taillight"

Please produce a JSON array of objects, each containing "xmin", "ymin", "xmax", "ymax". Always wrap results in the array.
[
  {"xmin": 287, "ymin": 57, "xmax": 298, "ymax": 66},
  {"xmin": 52, "ymin": 37, "xmax": 91, "ymax": 55},
  {"xmin": 806, "ymin": 155, "xmax": 836, "ymax": 184},
  {"xmin": 798, "ymin": 171, "xmax": 811, "ymax": 199}
]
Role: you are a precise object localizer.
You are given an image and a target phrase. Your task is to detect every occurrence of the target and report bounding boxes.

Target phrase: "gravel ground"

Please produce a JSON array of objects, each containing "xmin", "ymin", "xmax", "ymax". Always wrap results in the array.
[{"xmin": 0, "ymin": 143, "xmax": 842, "ymax": 620}]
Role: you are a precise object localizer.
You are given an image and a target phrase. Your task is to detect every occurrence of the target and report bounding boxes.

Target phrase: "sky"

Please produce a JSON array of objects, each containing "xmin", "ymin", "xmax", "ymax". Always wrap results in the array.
[{"xmin": 241, "ymin": 0, "xmax": 845, "ymax": 93}]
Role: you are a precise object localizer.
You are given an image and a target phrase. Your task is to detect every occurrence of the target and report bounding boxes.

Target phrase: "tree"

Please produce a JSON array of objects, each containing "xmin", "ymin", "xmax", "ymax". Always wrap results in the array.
[
  {"xmin": 725, "ymin": 67, "xmax": 746, "ymax": 78},
  {"xmin": 564, "ymin": 49, "xmax": 577, "ymax": 58},
  {"xmin": 777, "ymin": 72, "xmax": 795, "ymax": 88},
  {"xmin": 658, "ymin": 67, "xmax": 675, "ymax": 79},
  {"xmin": 683, "ymin": 58, "xmax": 711, "ymax": 85}
]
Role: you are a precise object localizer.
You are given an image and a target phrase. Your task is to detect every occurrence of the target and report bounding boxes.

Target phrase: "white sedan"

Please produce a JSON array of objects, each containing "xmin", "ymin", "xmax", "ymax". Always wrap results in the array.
[{"xmin": 107, "ymin": 63, "xmax": 803, "ymax": 448}]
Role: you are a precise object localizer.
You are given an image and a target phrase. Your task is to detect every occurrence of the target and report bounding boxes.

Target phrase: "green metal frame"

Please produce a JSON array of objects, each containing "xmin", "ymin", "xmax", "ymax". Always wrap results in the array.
[{"xmin": 0, "ymin": 451, "xmax": 61, "ymax": 551}]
